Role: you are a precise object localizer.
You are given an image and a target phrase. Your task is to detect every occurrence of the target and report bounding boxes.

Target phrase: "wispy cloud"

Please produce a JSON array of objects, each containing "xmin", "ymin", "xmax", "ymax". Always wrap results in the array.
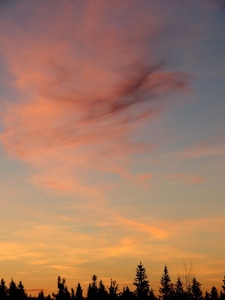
[
  {"xmin": 0, "ymin": 1, "xmax": 191, "ymax": 195},
  {"xmin": 164, "ymin": 173, "xmax": 204, "ymax": 185},
  {"xmin": 173, "ymin": 142, "xmax": 225, "ymax": 160}
]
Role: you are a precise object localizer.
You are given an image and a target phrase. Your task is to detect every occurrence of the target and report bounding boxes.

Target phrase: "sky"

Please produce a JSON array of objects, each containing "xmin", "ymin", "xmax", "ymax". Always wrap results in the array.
[{"xmin": 0, "ymin": 0, "xmax": 225, "ymax": 296}]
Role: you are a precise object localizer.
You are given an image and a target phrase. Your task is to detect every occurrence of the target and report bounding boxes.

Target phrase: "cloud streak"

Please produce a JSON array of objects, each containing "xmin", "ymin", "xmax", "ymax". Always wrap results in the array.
[
  {"xmin": 80, "ymin": 63, "xmax": 189, "ymax": 122},
  {"xmin": 165, "ymin": 173, "xmax": 204, "ymax": 185}
]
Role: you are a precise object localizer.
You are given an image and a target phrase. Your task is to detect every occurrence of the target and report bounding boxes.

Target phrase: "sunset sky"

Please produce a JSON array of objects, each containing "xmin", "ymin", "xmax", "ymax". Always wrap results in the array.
[{"xmin": 0, "ymin": 0, "xmax": 225, "ymax": 296}]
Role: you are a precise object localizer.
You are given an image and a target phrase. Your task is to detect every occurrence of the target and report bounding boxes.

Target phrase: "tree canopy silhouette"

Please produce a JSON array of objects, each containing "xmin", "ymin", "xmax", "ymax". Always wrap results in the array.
[{"xmin": 0, "ymin": 263, "xmax": 225, "ymax": 300}]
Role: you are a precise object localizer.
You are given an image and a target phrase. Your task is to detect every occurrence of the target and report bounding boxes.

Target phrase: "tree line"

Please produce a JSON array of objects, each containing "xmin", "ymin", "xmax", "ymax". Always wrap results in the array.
[{"xmin": 0, "ymin": 262, "xmax": 225, "ymax": 300}]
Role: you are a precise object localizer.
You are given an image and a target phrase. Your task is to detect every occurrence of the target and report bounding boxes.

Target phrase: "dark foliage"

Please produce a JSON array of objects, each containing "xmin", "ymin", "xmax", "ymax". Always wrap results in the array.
[
  {"xmin": 0, "ymin": 263, "xmax": 224, "ymax": 300},
  {"xmin": 133, "ymin": 261, "xmax": 150, "ymax": 299},
  {"xmin": 159, "ymin": 265, "xmax": 174, "ymax": 300}
]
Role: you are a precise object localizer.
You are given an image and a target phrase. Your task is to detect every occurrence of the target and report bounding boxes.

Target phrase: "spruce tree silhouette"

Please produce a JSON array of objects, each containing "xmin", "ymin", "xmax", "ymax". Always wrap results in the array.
[
  {"xmin": 210, "ymin": 286, "xmax": 219, "ymax": 300},
  {"xmin": 174, "ymin": 277, "xmax": 185, "ymax": 300},
  {"xmin": 133, "ymin": 262, "xmax": 150, "ymax": 299},
  {"xmin": 191, "ymin": 277, "xmax": 202, "ymax": 300},
  {"xmin": 0, "ymin": 278, "xmax": 8, "ymax": 300},
  {"xmin": 159, "ymin": 265, "xmax": 174, "ymax": 300},
  {"xmin": 18, "ymin": 281, "xmax": 27, "ymax": 300},
  {"xmin": 8, "ymin": 279, "xmax": 18, "ymax": 300}
]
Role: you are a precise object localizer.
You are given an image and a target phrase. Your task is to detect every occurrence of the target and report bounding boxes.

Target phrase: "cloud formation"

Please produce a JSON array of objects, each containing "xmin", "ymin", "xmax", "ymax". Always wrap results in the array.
[{"xmin": 0, "ymin": 0, "xmax": 191, "ymax": 194}]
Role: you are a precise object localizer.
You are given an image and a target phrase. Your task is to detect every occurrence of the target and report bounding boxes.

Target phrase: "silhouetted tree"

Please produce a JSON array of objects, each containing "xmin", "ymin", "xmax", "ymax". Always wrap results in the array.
[
  {"xmin": 54, "ymin": 277, "xmax": 70, "ymax": 300},
  {"xmin": 2, "ymin": 265, "xmax": 225, "ymax": 300},
  {"xmin": 0, "ymin": 278, "xmax": 8, "ymax": 300},
  {"xmin": 174, "ymin": 277, "xmax": 185, "ymax": 300},
  {"xmin": 98, "ymin": 280, "xmax": 108, "ymax": 300},
  {"xmin": 210, "ymin": 286, "xmax": 219, "ymax": 300},
  {"xmin": 8, "ymin": 279, "xmax": 18, "ymax": 300},
  {"xmin": 221, "ymin": 276, "xmax": 225, "ymax": 300},
  {"xmin": 120, "ymin": 286, "xmax": 134, "ymax": 300},
  {"xmin": 18, "ymin": 281, "xmax": 27, "ymax": 300},
  {"xmin": 87, "ymin": 275, "xmax": 98, "ymax": 300},
  {"xmin": 133, "ymin": 262, "xmax": 150, "ymax": 299},
  {"xmin": 108, "ymin": 279, "xmax": 119, "ymax": 300},
  {"xmin": 149, "ymin": 288, "xmax": 157, "ymax": 300},
  {"xmin": 65, "ymin": 287, "xmax": 70, "ymax": 300},
  {"xmin": 205, "ymin": 291, "xmax": 211, "ymax": 300},
  {"xmin": 222, "ymin": 276, "xmax": 225, "ymax": 291},
  {"xmin": 75, "ymin": 283, "xmax": 84, "ymax": 300},
  {"xmin": 159, "ymin": 265, "xmax": 174, "ymax": 300},
  {"xmin": 71, "ymin": 288, "xmax": 75, "ymax": 300},
  {"xmin": 191, "ymin": 277, "xmax": 202, "ymax": 300},
  {"xmin": 37, "ymin": 290, "xmax": 45, "ymax": 300}
]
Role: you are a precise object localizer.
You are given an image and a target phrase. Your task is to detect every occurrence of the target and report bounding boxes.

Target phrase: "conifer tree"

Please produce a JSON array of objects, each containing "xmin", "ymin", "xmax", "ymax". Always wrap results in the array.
[
  {"xmin": 0, "ymin": 278, "xmax": 8, "ymax": 300},
  {"xmin": 133, "ymin": 262, "xmax": 150, "ymax": 299},
  {"xmin": 18, "ymin": 281, "xmax": 27, "ymax": 300},
  {"xmin": 75, "ymin": 283, "xmax": 84, "ymax": 300},
  {"xmin": 8, "ymin": 279, "xmax": 18, "ymax": 300},
  {"xmin": 221, "ymin": 276, "xmax": 225, "ymax": 300},
  {"xmin": 54, "ymin": 276, "xmax": 70, "ymax": 300},
  {"xmin": 98, "ymin": 280, "xmax": 108, "ymax": 300},
  {"xmin": 222, "ymin": 276, "xmax": 225, "ymax": 292},
  {"xmin": 37, "ymin": 290, "xmax": 45, "ymax": 300},
  {"xmin": 87, "ymin": 275, "xmax": 98, "ymax": 300},
  {"xmin": 174, "ymin": 277, "xmax": 185, "ymax": 300},
  {"xmin": 191, "ymin": 277, "xmax": 202, "ymax": 300},
  {"xmin": 205, "ymin": 291, "xmax": 211, "ymax": 300},
  {"xmin": 120, "ymin": 286, "xmax": 134, "ymax": 300},
  {"xmin": 210, "ymin": 286, "xmax": 219, "ymax": 300},
  {"xmin": 159, "ymin": 265, "xmax": 174, "ymax": 300},
  {"xmin": 108, "ymin": 279, "xmax": 119, "ymax": 300},
  {"xmin": 71, "ymin": 288, "xmax": 75, "ymax": 300}
]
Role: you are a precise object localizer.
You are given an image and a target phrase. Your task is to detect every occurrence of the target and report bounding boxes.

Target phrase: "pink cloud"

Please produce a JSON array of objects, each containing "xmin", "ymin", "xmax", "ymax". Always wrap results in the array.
[
  {"xmin": 165, "ymin": 173, "xmax": 204, "ymax": 184},
  {"xmin": 0, "ymin": 1, "xmax": 191, "ymax": 194},
  {"xmin": 170, "ymin": 137, "xmax": 225, "ymax": 160}
]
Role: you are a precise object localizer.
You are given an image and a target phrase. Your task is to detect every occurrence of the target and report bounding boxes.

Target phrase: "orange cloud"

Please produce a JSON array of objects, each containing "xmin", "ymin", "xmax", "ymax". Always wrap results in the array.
[{"xmin": 117, "ymin": 217, "xmax": 168, "ymax": 239}]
